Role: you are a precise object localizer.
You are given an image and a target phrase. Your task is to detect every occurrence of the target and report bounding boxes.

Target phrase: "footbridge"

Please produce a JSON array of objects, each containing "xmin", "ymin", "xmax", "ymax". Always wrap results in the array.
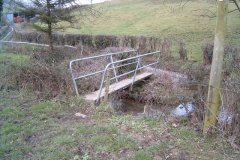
[{"xmin": 69, "ymin": 50, "xmax": 160, "ymax": 103}]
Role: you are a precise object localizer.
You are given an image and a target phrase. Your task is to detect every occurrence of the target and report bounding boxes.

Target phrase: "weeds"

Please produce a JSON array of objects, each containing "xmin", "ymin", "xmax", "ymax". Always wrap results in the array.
[
  {"xmin": 128, "ymin": 150, "xmax": 151, "ymax": 160},
  {"xmin": 82, "ymin": 153, "xmax": 89, "ymax": 160}
]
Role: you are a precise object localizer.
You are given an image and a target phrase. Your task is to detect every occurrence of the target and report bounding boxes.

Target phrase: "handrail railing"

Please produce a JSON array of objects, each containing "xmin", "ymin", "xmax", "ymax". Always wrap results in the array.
[
  {"xmin": 69, "ymin": 50, "xmax": 138, "ymax": 95},
  {"xmin": 96, "ymin": 51, "xmax": 160, "ymax": 103},
  {"xmin": 1, "ymin": 26, "xmax": 14, "ymax": 41},
  {"xmin": 1, "ymin": 26, "xmax": 77, "ymax": 49}
]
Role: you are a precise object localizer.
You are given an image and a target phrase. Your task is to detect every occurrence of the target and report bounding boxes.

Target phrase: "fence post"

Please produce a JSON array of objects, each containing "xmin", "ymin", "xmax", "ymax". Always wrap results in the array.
[{"xmin": 203, "ymin": 0, "xmax": 229, "ymax": 135}]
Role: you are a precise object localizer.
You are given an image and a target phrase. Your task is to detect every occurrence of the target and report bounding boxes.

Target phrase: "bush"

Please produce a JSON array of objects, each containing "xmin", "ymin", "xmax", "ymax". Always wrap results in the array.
[
  {"xmin": 4, "ymin": 60, "xmax": 72, "ymax": 98},
  {"xmin": 13, "ymin": 31, "xmax": 165, "ymax": 54},
  {"xmin": 201, "ymin": 43, "xmax": 240, "ymax": 65}
]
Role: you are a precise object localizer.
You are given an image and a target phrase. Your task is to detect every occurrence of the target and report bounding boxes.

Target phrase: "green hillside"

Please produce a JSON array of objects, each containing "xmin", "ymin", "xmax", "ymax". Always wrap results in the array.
[{"xmin": 65, "ymin": 0, "xmax": 240, "ymax": 60}]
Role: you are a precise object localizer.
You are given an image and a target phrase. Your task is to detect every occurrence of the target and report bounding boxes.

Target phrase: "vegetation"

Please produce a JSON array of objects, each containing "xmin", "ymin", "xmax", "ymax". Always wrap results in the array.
[
  {"xmin": 1, "ymin": 0, "xmax": 240, "ymax": 159},
  {"xmin": 17, "ymin": 0, "xmax": 90, "ymax": 53},
  {"xmin": 0, "ymin": 50, "xmax": 239, "ymax": 159},
  {"xmin": 0, "ymin": 88, "xmax": 239, "ymax": 159},
  {"xmin": 64, "ymin": 0, "xmax": 240, "ymax": 60}
]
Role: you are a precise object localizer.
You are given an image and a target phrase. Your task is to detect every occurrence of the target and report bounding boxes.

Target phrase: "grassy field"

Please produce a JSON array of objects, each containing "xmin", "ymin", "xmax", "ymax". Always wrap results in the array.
[{"xmin": 65, "ymin": 0, "xmax": 240, "ymax": 60}]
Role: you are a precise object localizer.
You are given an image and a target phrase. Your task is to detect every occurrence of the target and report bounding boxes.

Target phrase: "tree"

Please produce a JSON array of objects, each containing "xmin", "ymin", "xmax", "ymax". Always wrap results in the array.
[
  {"xmin": 203, "ymin": 0, "xmax": 229, "ymax": 135},
  {"xmin": 16, "ymin": 0, "xmax": 92, "ymax": 53}
]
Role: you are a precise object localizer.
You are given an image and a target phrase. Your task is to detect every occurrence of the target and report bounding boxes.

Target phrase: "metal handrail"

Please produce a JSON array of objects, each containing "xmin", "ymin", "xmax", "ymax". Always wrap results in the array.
[
  {"xmin": 1, "ymin": 40, "xmax": 77, "ymax": 48},
  {"xmin": 1, "ymin": 26, "xmax": 77, "ymax": 49},
  {"xmin": 69, "ymin": 50, "xmax": 138, "ymax": 95},
  {"xmin": 97, "ymin": 51, "xmax": 161, "ymax": 102},
  {"xmin": 1, "ymin": 26, "xmax": 14, "ymax": 41}
]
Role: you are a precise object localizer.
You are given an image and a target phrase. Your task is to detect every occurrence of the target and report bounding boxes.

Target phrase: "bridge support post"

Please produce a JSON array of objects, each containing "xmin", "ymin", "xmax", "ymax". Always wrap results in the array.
[
  {"xmin": 130, "ymin": 57, "xmax": 140, "ymax": 91},
  {"xmin": 104, "ymin": 69, "xmax": 112, "ymax": 103},
  {"xmin": 110, "ymin": 55, "xmax": 118, "ymax": 82}
]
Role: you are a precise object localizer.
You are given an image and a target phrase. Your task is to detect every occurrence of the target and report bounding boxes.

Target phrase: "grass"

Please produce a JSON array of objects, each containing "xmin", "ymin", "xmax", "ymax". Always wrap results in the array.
[
  {"xmin": 128, "ymin": 150, "xmax": 152, "ymax": 160},
  {"xmin": 1, "ymin": 3, "xmax": 240, "ymax": 157},
  {"xmin": 0, "ymin": 52, "xmax": 30, "ymax": 64},
  {"xmin": 0, "ymin": 38, "xmax": 239, "ymax": 159},
  {"xmin": 31, "ymin": 102, "xmax": 54, "ymax": 114},
  {"xmin": 0, "ymin": 52, "xmax": 30, "ymax": 74},
  {"xmin": 0, "ymin": 52, "xmax": 31, "ymax": 92},
  {"xmin": 0, "ymin": 88, "xmax": 240, "ymax": 159},
  {"xmin": 64, "ymin": 0, "xmax": 240, "ymax": 60},
  {"xmin": 1, "ymin": 123, "xmax": 20, "ymax": 134},
  {"xmin": 90, "ymin": 135, "xmax": 137, "ymax": 152}
]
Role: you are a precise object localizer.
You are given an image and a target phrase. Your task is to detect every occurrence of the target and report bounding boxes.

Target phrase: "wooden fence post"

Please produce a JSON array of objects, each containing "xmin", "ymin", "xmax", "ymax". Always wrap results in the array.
[{"xmin": 203, "ymin": 0, "xmax": 229, "ymax": 135}]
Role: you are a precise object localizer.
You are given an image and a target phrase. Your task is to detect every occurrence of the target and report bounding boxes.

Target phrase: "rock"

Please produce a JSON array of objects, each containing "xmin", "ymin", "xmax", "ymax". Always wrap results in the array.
[
  {"xmin": 172, "ymin": 102, "xmax": 194, "ymax": 117},
  {"xmin": 218, "ymin": 111, "xmax": 233, "ymax": 125},
  {"xmin": 172, "ymin": 123, "xmax": 178, "ymax": 128},
  {"xmin": 75, "ymin": 113, "xmax": 87, "ymax": 118}
]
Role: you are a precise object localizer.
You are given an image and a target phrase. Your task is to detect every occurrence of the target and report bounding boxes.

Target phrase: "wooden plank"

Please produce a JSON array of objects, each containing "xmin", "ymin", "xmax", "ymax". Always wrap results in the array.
[{"xmin": 84, "ymin": 72, "xmax": 153, "ymax": 102}]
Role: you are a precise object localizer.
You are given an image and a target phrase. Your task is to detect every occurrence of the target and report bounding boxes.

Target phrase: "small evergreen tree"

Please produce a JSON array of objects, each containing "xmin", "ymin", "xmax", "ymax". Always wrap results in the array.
[{"xmin": 17, "ymin": 0, "xmax": 88, "ymax": 53}]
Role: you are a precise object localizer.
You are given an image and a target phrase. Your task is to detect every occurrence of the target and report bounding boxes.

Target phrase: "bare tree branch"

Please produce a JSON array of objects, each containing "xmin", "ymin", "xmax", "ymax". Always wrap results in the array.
[{"xmin": 232, "ymin": 0, "xmax": 240, "ymax": 12}]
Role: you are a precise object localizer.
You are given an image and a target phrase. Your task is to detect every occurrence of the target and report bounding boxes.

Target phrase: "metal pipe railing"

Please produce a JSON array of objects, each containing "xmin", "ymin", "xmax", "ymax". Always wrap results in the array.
[
  {"xmin": 1, "ymin": 26, "xmax": 14, "ymax": 41},
  {"xmin": 74, "ymin": 60, "xmax": 138, "ymax": 81},
  {"xmin": 96, "ymin": 51, "xmax": 160, "ymax": 103},
  {"xmin": 1, "ymin": 41, "xmax": 77, "ymax": 49},
  {"xmin": 69, "ymin": 50, "xmax": 138, "ymax": 95},
  {"xmin": 70, "ymin": 50, "xmax": 137, "ymax": 65}
]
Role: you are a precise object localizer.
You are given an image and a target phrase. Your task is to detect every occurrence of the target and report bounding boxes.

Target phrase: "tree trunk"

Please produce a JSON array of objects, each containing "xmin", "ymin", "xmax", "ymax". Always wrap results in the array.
[
  {"xmin": 203, "ymin": 0, "xmax": 229, "ymax": 135},
  {"xmin": 47, "ymin": 0, "xmax": 53, "ymax": 53}
]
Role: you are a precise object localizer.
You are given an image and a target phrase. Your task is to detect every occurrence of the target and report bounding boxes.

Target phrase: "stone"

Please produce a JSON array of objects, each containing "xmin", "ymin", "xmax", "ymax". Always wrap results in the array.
[
  {"xmin": 75, "ymin": 113, "xmax": 87, "ymax": 118},
  {"xmin": 172, "ymin": 102, "xmax": 194, "ymax": 117}
]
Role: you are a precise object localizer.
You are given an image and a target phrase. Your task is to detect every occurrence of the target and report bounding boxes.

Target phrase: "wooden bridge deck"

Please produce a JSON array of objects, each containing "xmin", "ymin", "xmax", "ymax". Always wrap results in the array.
[{"xmin": 84, "ymin": 72, "xmax": 153, "ymax": 102}]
